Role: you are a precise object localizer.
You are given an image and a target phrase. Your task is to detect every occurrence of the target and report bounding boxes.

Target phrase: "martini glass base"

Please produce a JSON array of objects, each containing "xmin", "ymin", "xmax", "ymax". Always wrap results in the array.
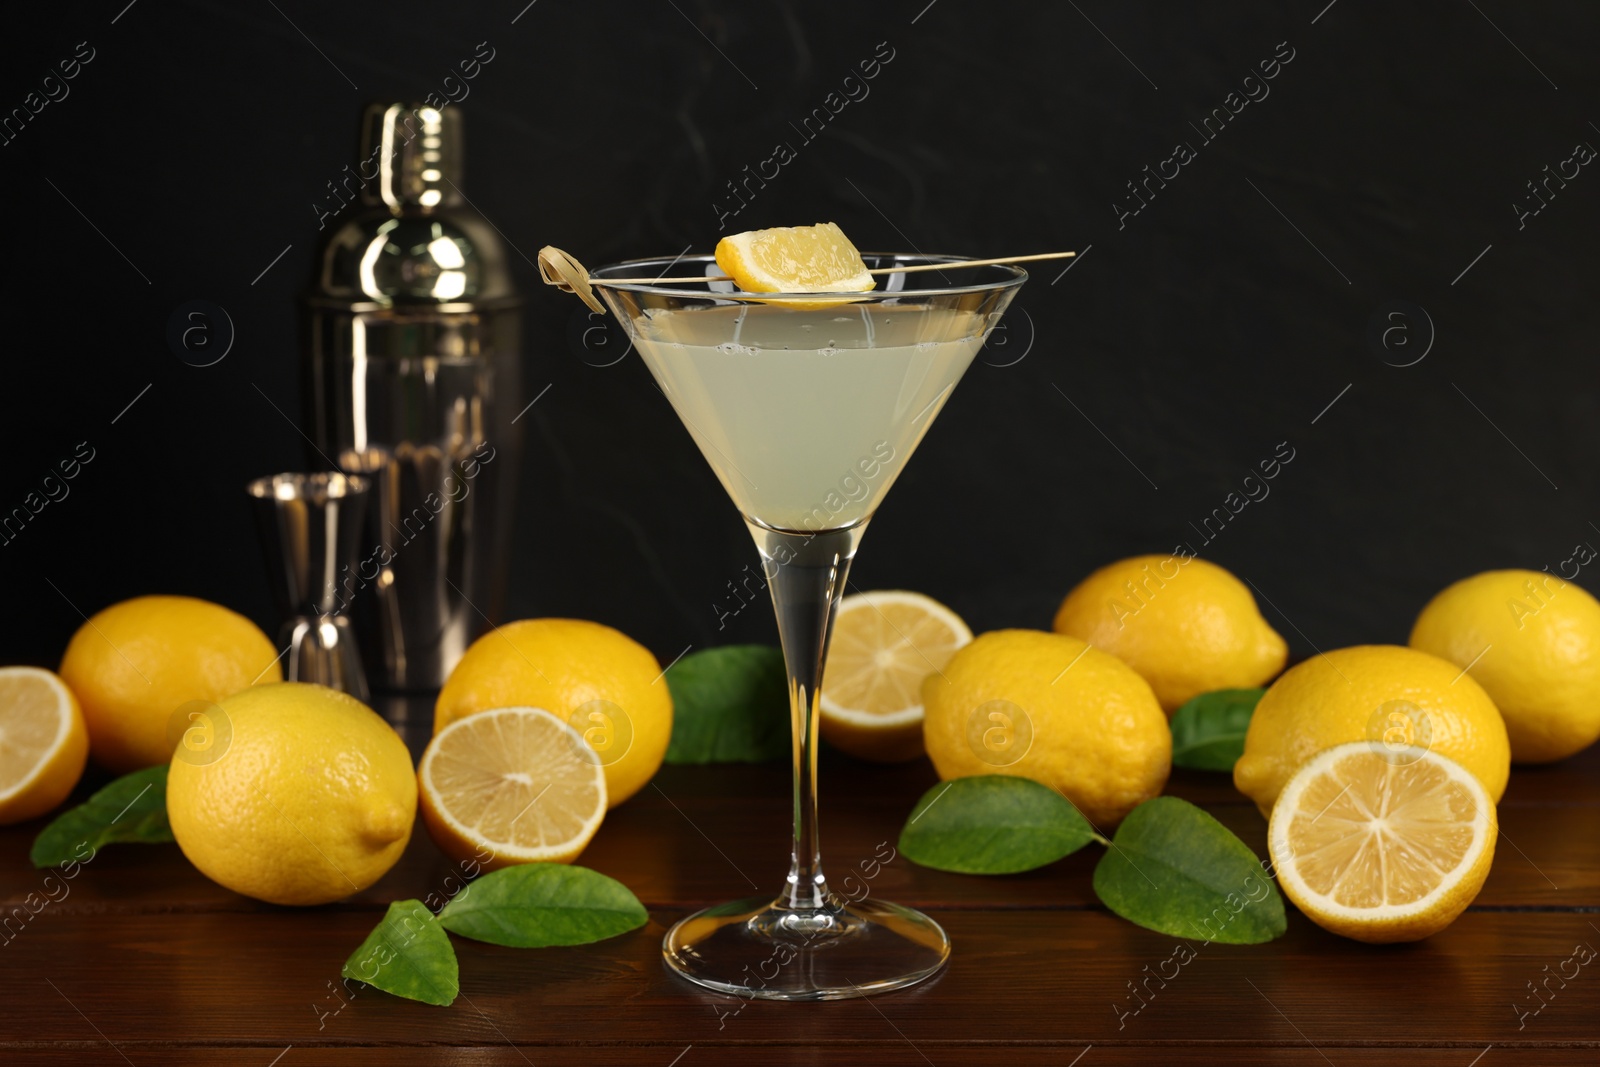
[{"xmin": 663, "ymin": 896, "xmax": 950, "ymax": 1001}]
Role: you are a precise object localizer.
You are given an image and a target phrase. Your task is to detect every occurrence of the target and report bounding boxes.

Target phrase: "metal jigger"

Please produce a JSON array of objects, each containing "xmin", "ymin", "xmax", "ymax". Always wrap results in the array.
[{"xmin": 247, "ymin": 472, "xmax": 371, "ymax": 702}]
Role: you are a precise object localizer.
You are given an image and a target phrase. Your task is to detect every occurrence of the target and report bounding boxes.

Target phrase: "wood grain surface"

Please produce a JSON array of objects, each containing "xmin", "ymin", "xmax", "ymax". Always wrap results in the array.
[{"xmin": 2, "ymin": 702, "xmax": 1595, "ymax": 1064}]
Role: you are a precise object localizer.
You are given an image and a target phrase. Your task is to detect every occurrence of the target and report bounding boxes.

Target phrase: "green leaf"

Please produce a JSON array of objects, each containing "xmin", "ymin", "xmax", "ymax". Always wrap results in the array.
[
  {"xmin": 664, "ymin": 645, "xmax": 790, "ymax": 764},
  {"xmin": 1170, "ymin": 688, "xmax": 1264, "ymax": 772},
  {"xmin": 30, "ymin": 765, "xmax": 173, "ymax": 868},
  {"xmin": 898, "ymin": 776, "xmax": 1097, "ymax": 875},
  {"xmin": 342, "ymin": 900, "xmax": 459, "ymax": 1006},
  {"xmin": 1092, "ymin": 796, "xmax": 1285, "ymax": 945},
  {"xmin": 438, "ymin": 864, "xmax": 649, "ymax": 948}
]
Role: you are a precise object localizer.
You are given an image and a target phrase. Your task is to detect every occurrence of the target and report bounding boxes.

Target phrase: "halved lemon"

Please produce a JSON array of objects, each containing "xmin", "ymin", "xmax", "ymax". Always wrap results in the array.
[
  {"xmin": 0, "ymin": 667, "xmax": 88, "ymax": 826},
  {"xmin": 1268, "ymin": 741, "xmax": 1496, "ymax": 943},
  {"xmin": 821, "ymin": 591, "xmax": 972, "ymax": 763},
  {"xmin": 418, "ymin": 706, "xmax": 607, "ymax": 871},
  {"xmin": 715, "ymin": 222, "xmax": 875, "ymax": 295}
]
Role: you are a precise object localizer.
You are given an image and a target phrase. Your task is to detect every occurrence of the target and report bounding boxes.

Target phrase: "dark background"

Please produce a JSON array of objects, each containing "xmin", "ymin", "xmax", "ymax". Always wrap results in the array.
[{"xmin": 3, "ymin": 0, "xmax": 1596, "ymax": 671}]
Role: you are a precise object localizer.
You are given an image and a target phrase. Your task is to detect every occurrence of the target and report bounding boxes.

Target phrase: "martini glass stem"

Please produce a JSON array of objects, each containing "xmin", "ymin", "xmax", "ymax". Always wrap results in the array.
[{"xmin": 747, "ymin": 520, "xmax": 867, "ymax": 914}]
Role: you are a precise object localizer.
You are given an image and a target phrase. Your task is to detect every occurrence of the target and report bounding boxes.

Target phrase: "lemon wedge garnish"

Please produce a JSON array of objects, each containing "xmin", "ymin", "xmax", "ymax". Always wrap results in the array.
[{"xmin": 715, "ymin": 222, "xmax": 874, "ymax": 296}]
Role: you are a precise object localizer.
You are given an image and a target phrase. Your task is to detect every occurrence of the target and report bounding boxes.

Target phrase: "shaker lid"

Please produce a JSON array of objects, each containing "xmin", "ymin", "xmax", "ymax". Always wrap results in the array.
[
  {"xmin": 309, "ymin": 102, "xmax": 520, "ymax": 308},
  {"xmin": 361, "ymin": 103, "xmax": 463, "ymax": 213}
]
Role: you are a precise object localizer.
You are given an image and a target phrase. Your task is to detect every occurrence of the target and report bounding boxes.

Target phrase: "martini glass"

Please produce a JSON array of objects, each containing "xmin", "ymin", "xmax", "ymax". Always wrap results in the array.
[{"xmin": 590, "ymin": 253, "xmax": 1026, "ymax": 1000}]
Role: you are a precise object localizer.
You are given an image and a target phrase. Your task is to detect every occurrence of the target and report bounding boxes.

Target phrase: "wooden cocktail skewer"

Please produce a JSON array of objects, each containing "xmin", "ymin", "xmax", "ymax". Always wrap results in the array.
[
  {"xmin": 538, "ymin": 246, "xmax": 1074, "ymax": 314},
  {"xmin": 594, "ymin": 251, "xmax": 1076, "ymax": 286}
]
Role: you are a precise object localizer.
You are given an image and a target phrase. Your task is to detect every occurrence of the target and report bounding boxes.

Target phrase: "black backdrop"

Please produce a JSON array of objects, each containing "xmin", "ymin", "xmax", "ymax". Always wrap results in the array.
[{"xmin": 3, "ymin": 1, "xmax": 1597, "ymax": 673}]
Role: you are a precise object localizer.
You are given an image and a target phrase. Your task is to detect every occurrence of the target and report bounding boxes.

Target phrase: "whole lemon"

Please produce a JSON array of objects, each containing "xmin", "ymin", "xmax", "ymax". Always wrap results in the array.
[
  {"xmin": 434, "ymin": 619, "xmax": 672, "ymax": 808},
  {"xmin": 167, "ymin": 683, "xmax": 415, "ymax": 906},
  {"xmin": 1410, "ymin": 569, "xmax": 1600, "ymax": 763},
  {"xmin": 59, "ymin": 595, "xmax": 282, "ymax": 774},
  {"xmin": 1053, "ymin": 554, "xmax": 1287, "ymax": 714},
  {"xmin": 922, "ymin": 629, "xmax": 1170, "ymax": 827},
  {"xmin": 1234, "ymin": 644, "xmax": 1510, "ymax": 815}
]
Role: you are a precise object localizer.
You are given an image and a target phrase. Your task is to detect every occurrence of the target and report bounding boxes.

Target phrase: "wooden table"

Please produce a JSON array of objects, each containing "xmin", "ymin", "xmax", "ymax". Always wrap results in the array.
[{"xmin": 3, "ymin": 695, "xmax": 1596, "ymax": 1065}]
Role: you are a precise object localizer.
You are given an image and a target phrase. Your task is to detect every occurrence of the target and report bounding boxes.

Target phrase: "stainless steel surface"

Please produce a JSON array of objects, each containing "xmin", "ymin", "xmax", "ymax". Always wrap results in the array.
[
  {"xmin": 246, "ymin": 472, "xmax": 371, "ymax": 702},
  {"xmin": 304, "ymin": 102, "xmax": 523, "ymax": 690}
]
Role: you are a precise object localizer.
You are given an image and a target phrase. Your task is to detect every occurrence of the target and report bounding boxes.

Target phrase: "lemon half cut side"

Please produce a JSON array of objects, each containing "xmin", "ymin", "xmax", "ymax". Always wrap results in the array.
[
  {"xmin": 820, "ymin": 591, "xmax": 972, "ymax": 763},
  {"xmin": 420, "ymin": 706, "xmax": 608, "ymax": 871},
  {"xmin": 0, "ymin": 667, "xmax": 88, "ymax": 825},
  {"xmin": 1268, "ymin": 740, "xmax": 1496, "ymax": 943}
]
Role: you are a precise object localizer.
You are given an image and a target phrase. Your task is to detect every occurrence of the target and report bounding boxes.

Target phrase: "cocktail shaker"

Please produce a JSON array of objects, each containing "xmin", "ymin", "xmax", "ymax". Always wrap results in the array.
[{"xmin": 304, "ymin": 103, "xmax": 522, "ymax": 690}]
